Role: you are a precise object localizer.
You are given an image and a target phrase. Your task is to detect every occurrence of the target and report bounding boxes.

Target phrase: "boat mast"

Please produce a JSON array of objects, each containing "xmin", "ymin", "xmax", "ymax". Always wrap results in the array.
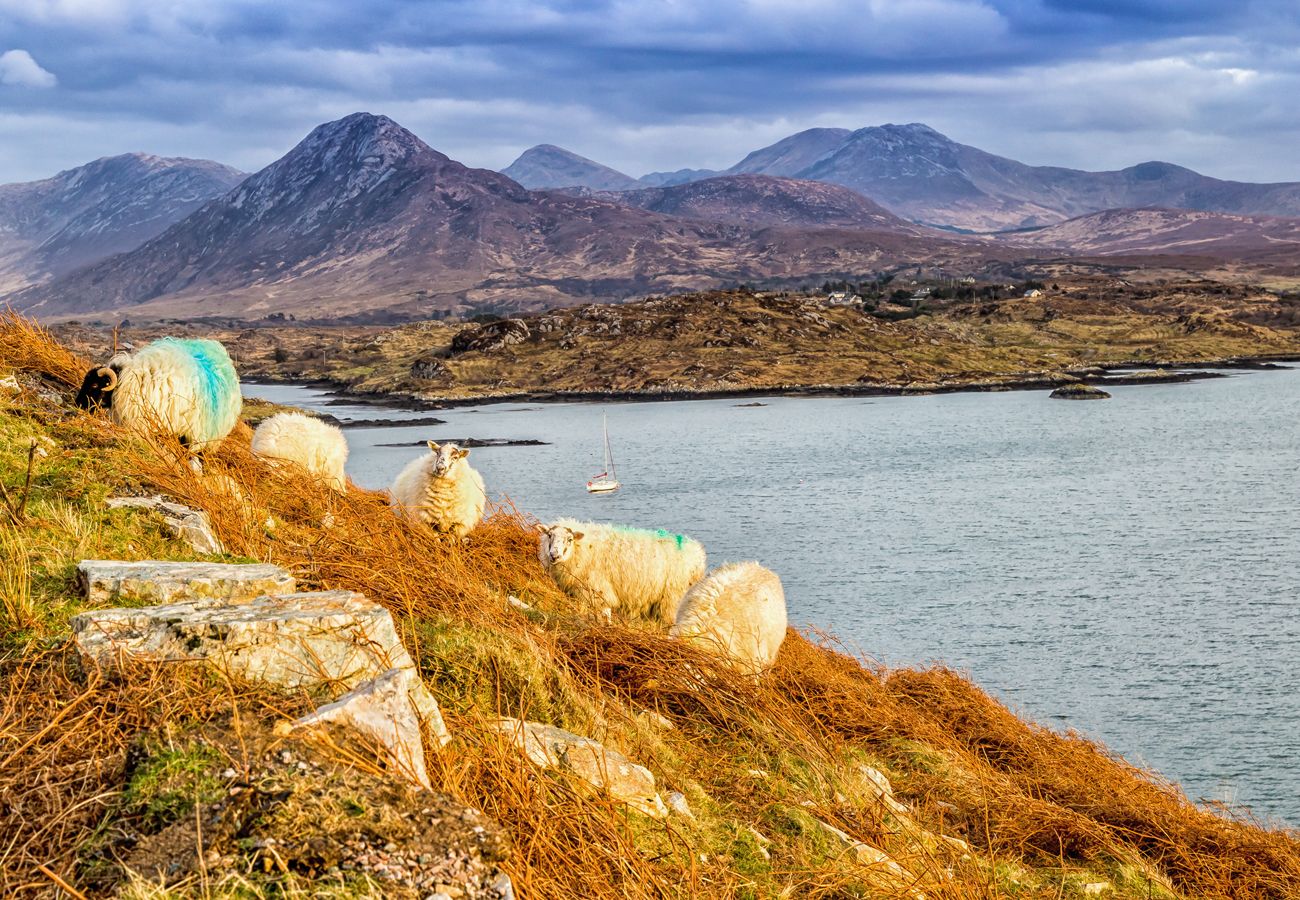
[{"xmin": 603, "ymin": 412, "xmax": 616, "ymax": 480}]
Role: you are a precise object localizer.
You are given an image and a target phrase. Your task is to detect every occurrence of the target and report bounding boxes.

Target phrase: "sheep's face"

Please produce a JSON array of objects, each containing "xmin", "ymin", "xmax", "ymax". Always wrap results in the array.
[
  {"xmin": 538, "ymin": 525, "xmax": 583, "ymax": 566},
  {"xmin": 75, "ymin": 365, "xmax": 121, "ymax": 410},
  {"xmin": 426, "ymin": 440, "xmax": 468, "ymax": 478}
]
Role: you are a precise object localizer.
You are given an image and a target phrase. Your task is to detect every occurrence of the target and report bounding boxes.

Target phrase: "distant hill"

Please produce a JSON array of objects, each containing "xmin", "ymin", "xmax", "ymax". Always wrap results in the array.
[
  {"xmin": 11, "ymin": 113, "xmax": 997, "ymax": 322},
  {"xmin": 1012, "ymin": 207, "xmax": 1300, "ymax": 273},
  {"xmin": 500, "ymin": 144, "xmax": 643, "ymax": 191},
  {"xmin": 0, "ymin": 154, "xmax": 244, "ymax": 293},
  {"xmin": 569, "ymin": 174, "xmax": 926, "ymax": 232}
]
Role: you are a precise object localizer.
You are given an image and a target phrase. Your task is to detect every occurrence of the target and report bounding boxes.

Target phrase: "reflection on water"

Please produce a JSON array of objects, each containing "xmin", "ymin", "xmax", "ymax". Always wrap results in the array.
[{"xmin": 244, "ymin": 371, "xmax": 1300, "ymax": 823}]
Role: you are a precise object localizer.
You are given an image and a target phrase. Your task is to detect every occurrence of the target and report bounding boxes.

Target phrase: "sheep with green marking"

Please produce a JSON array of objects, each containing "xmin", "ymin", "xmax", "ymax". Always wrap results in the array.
[{"xmin": 538, "ymin": 518, "xmax": 706, "ymax": 624}]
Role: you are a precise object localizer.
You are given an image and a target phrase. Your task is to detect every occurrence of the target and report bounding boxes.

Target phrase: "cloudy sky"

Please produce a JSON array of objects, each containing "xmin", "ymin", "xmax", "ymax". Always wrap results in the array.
[{"xmin": 0, "ymin": 0, "xmax": 1297, "ymax": 184}]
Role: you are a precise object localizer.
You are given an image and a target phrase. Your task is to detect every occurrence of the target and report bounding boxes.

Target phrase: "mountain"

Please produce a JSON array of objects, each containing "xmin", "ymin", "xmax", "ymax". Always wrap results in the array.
[
  {"xmin": 570, "ymin": 174, "xmax": 924, "ymax": 231},
  {"xmin": 10, "ymin": 114, "xmax": 998, "ymax": 322},
  {"xmin": 1011, "ymin": 207, "xmax": 1300, "ymax": 272},
  {"xmin": 728, "ymin": 124, "xmax": 1300, "ymax": 232},
  {"xmin": 0, "ymin": 154, "xmax": 245, "ymax": 292},
  {"xmin": 726, "ymin": 128, "xmax": 853, "ymax": 178},
  {"xmin": 500, "ymin": 144, "xmax": 643, "ymax": 191},
  {"xmin": 637, "ymin": 168, "xmax": 721, "ymax": 187}
]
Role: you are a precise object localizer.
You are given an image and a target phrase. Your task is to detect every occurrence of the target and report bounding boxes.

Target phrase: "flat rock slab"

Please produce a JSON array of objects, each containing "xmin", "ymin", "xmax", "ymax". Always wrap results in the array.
[
  {"xmin": 70, "ymin": 589, "xmax": 449, "ymax": 744},
  {"xmin": 78, "ymin": 559, "xmax": 296, "ymax": 606},
  {"xmin": 491, "ymin": 717, "xmax": 666, "ymax": 818},
  {"xmin": 106, "ymin": 495, "xmax": 225, "ymax": 554}
]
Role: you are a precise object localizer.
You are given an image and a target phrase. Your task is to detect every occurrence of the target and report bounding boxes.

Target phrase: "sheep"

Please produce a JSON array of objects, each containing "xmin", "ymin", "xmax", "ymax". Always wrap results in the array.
[
  {"xmin": 537, "ymin": 519, "xmax": 706, "ymax": 624},
  {"xmin": 75, "ymin": 338, "xmax": 242, "ymax": 454},
  {"xmin": 389, "ymin": 440, "xmax": 486, "ymax": 538},
  {"xmin": 669, "ymin": 562, "xmax": 787, "ymax": 675},
  {"xmin": 251, "ymin": 412, "xmax": 349, "ymax": 490}
]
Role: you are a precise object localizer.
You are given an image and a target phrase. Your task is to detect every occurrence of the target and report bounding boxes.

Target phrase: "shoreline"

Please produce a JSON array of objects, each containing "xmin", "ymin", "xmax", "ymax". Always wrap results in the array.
[{"xmin": 239, "ymin": 355, "xmax": 1296, "ymax": 412}]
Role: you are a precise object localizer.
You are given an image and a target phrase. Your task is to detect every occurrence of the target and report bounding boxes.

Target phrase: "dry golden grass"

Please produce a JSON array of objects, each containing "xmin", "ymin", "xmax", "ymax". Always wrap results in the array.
[{"xmin": 5, "ymin": 311, "xmax": 1300, "ymax": 899}]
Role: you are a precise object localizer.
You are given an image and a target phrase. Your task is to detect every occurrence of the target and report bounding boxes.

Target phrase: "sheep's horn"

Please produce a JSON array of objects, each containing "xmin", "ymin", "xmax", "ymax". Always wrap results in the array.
[{"xmin": 98, "ymin": 367, "xmax": 118, "ymax": 391}]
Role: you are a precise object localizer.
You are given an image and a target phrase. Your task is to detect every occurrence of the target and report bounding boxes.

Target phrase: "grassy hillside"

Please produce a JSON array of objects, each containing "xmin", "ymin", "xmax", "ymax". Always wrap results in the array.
[{"xmin": 4, "ymin": 312, "xmax": 1300, "ymax": 898}]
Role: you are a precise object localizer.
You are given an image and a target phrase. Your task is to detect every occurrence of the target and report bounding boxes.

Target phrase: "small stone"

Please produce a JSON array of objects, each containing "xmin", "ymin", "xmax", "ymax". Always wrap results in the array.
[
  {"xmin": 1082, "ymin": 883, "xmax": 1111, "ymax": 896},
  {"xmin": 506, "ymin": 595, "xmax": 531, "ymax": 611},
  {"xmin": 666, "ymin": 791, "xmax": 693, "ymax": 819},
  {"xmin": 221, "ymin": 768, "xmax": 236, "ymax": 779},
  {"xmin": 490, "ymin": 717, "xmax": 667, "ymax": 818},
  {"xmin": 104, "ymin": 496, "xmax": 227, "ymax": 554}
]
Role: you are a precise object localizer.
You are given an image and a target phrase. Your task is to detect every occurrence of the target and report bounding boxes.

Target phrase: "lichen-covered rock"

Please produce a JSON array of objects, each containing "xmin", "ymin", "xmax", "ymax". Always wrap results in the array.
[
  {"xmin": 78, "ymin": 559, "xmax": 295, "ymax": 606},
  {"xmin": 106, "ymin": 495, "xmax": 225, "ymax": 554},
  {"xmin": 70, "ymin": 589, "xmax": 449, "ymax": 744},
  {"xmin": 490, "ymin": 718, "xmax": 667, "ymax": 818}
]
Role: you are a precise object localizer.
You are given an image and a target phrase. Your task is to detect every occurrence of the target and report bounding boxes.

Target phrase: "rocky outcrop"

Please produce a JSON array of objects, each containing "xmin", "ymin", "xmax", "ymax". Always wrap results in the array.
[
  {"xmin": 106, "ymin": 495, "xmax": 225, "ymax": 554},
  {"xmin": 410, "ymin": 355, "xmax": 451, "ymax": 381},
  {"xmin": 78, "ymin": 559, "xmax": 295, "ymax": 606},
  {"xmin": 71, "ymin": 588, "xmax": 450, "ymax": 745},
  {"xmin": 490, "ymin": 718, "xmax": 668, "ymax": 818},
  {"xmin": 1050, "ymin": 383, "xmax": 1111, "ymax": 400},
  {"xmin": 450, "ymin": 319, "xmax": 530, "ymax": 355}
]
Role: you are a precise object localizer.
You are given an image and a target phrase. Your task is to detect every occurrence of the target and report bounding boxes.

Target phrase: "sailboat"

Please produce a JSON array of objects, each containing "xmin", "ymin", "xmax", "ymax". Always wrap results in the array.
[{"xmin": 586, "ymin": 412, "xmax": 620, "ymax": 494}]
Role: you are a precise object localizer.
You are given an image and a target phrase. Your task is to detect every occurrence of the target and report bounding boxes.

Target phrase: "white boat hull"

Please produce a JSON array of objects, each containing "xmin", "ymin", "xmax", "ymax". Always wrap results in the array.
[{"xmin": 587, "ymin": 480, "xmax": 620, "ymax": 494}]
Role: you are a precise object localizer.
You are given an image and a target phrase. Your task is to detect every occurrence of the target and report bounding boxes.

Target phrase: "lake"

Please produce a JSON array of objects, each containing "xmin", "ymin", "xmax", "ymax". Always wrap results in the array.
[{"xmin": 244, "ymin": 372, "xmax": 1300, "ymax": 824}]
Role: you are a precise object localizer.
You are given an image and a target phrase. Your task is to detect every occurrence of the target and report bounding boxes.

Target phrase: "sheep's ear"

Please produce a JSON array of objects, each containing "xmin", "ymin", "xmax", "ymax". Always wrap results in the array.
[
  {"xmin": 426, "ymin": 440, "xmax": 440, "ymax": 451},
  {"xmin": 454, "ymin": 447, "xmax": 469, "ymax": 459},
  {"xmin": 572, "ymin": 531, "xmax": 584, "ymax": 540}
]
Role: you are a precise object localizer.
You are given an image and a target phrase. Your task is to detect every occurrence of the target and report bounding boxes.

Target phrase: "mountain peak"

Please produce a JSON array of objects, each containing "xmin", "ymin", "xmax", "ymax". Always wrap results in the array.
[
  {"xmin": 296, "ymin": 112, "xmax": 434, "ymax": 169},
  {"xmin": 501, "ymin": 145, "xmax": 642, "ymax": 191}
]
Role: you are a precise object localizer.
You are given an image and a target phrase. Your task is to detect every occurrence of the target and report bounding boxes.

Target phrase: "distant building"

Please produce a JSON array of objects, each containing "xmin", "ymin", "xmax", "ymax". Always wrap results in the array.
[
  {"xmin": 960, "ymin": 275, "xmax": 976, "ymax": 285},
  {"xmin": 826, "ymin": 291, "xmax": 862, "ymax": 305},
  {"xmin": 1024, "ymin": 288, "xmax": 1043, "ymax": 298}
]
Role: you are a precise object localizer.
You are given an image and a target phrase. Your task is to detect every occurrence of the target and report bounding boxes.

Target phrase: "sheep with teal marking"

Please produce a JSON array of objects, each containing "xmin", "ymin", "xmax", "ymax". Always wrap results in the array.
[
  {"xmin": 76, "ymin": 337, "xmax": 242, "ymax": 455},
  {"xmin": 538, "ymin": 518, "xmax": 706, "ymax": 624}
]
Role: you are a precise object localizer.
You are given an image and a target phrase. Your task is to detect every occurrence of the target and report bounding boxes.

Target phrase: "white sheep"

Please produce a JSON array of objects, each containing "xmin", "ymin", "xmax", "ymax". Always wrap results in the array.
[
  {"xmin": 537, "ymin": 519, "xmax": 706, "ymax": 624},
  {"xmin": 75, "ymin": 338, "xmax": 242, "ymax": 454},
  {"xmin": 669, "ymin": 561, "xmax": 787, "ymax": 675},
  {"xmin": 251, "ymin": 411, "xmax": 349, "ymax": 490},
  {"xmin": 390, "ymin": 440, "xmax": 486, "ymax": 538}
]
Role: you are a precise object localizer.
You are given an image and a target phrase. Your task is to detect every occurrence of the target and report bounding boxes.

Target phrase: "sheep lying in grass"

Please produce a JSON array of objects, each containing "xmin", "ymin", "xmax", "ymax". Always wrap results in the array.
[
  {"xmin": 75, "ymin": 338, "xmax": 242, "ymax": 454},
  {"xmin": 538, "ymin": 519, "xmax": 706, "ymax": 624},
  {"xmin": 390, "ymin": 441, "xmax": 486, "ymax": 537},
  {"xmin": 251, "ymin": 412, "xmax": 349, "ymax": 491},
  {"xmin": 670, "ymin": 561, "xmax": 787, "ymax": 675}
]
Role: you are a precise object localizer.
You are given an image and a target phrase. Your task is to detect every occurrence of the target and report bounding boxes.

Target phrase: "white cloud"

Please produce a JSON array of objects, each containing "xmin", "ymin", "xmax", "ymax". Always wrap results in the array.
[{"xmin": 0, "ymin": 49, "xmax": 57, "ymax": 87}]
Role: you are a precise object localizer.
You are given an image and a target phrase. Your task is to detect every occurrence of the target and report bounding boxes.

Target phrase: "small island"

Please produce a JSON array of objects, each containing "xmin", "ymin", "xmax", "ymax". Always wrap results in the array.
[{"xmin": 1050, "ymin": 383, "xmax": 1112, "ymax": 400}]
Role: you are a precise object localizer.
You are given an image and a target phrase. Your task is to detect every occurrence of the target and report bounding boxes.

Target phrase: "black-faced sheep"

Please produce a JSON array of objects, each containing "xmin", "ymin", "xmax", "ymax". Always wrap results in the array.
[
  {"xmin": 390, "ymin": 441, "xmax": 486, "ymax": 537},
  {"xmin": 75, "ymin": 338, "xmax": 242, "ymax": 453},
  {"xmin": 538, "ymin": 519, "xmax": 706, "ymax": 624}
]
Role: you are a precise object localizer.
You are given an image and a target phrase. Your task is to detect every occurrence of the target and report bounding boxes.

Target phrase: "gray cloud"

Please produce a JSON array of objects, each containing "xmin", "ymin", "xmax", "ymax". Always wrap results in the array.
[{"xmin": 0, "ymin": 0, "xmax": 1297, "ymax": 185}]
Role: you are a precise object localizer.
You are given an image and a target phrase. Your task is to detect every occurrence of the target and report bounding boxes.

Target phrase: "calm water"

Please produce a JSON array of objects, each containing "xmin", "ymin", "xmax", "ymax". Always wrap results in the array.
[{"xmin": 245, "ymin": 373, "xmax": 1300, "ymax": 824}]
